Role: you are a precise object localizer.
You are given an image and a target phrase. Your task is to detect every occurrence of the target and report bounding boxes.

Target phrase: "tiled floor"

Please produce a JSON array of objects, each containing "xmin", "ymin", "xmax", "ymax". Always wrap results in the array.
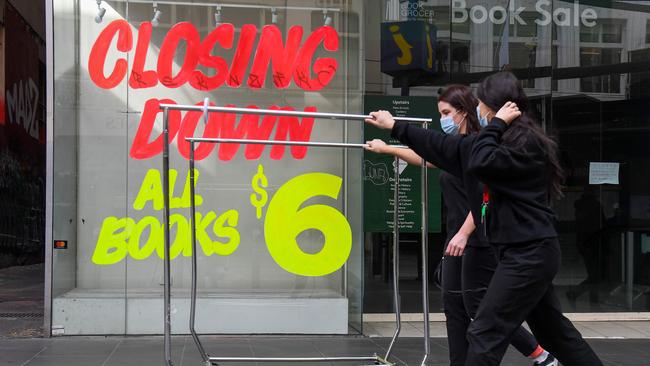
[
  {"xmin": 2, "ymin": 335, "xmax": 650, "ymax": 366},
  {"xmin": 363, "ymin": 321, "xmax": 650, "ymax": 339},
  {"xmin": 0, "ymin": 264, "xmax": 44, "ymax": 338}
]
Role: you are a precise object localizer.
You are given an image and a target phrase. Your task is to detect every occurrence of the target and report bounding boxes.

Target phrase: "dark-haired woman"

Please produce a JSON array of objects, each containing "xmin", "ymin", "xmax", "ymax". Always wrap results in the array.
[
  {"xmin": 365, "ymin": 85, "xmax": 555, "ymax": 366},
  {"xmin": 462, "ymin": 73, "xmax": 603, "ymax": 365},
  {"xmin": 365, "ymin": 73, "xmax": 602, "ymax": 366}
]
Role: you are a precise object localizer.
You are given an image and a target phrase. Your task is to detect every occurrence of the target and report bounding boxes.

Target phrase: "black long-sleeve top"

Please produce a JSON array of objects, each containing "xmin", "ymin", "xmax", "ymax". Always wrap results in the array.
[
  {"xmin": 439, "ymin": 171, "xmax": 483, "ymax": 248},
  {"xmin": 467, "ymin": 118, "xmax": 557, "ymax": 244},
  {"xmin": 391, "ymin": 117, "xmax": 557, "ymax": 245},
  {"xmin": 391, "ymin": 121, "xmax": 489, "ymax": 247}
]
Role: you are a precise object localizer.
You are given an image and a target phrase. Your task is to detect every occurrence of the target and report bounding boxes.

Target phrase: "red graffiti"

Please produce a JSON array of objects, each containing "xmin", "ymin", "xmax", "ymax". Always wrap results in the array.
[
  {"xmin": 129, "ymin": 21, "xmax": 157, "ymax": 88},
  {"xmin": 130, "ymin": 99, "xmax": 315, "ymax": 161},
  {"xmin": 227, "ymin": 24, "xmax": 257, "ymax": 89},
  {"xmin": 190, "ymin": 23, "xmax": 234, "ymax": 91},
  {"xmin": 248, "ymin": 25, "xmax": 302, "ymax": 89},
  {"xmin": 89, "ymin": 20, "xmax": 339, "ymax": 91}
]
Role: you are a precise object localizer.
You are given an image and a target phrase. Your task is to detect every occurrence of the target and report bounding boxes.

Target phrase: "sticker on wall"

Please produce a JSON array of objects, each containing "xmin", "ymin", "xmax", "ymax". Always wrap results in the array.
[
  {"xmin": 86, "ymin": 18, "xmax": 352, "ymax": 278},
  {"xmin": 92, "ymin": 166, "xmax": 352, "ymax": 277}
]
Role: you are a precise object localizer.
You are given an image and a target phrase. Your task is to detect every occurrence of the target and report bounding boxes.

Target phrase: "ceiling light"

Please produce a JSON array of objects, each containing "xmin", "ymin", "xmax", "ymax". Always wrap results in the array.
[
  {"xmin": 323, "ymin": 10, "xmax": 332, "ymax": 26},
  {"xmin": 94, "ymin": 0, "xmax": 106, "ymax": 23},
  {"xmin": 151, "ymin": 2, "xmax": 162, "ymax": 27},
  {"xmin": 271, "ymin": 8, "xmax": 278, "ymax": 24},
  {"xmin": 214, "ymin": 5, "xmax": 222, "ymax": 26}
]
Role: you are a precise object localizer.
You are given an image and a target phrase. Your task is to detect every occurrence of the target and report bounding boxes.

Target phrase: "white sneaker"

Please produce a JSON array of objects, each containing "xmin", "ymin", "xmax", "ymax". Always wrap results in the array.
[{"xmin": 534, "ymin": 354, "xmax": 558, "ymax": 366}]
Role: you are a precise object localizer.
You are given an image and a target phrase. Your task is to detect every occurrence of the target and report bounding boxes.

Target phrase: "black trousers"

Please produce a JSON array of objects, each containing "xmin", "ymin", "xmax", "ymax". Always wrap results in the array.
[
  {"xmin": 465, "ymin": 238, "xmax": 604, "ymax": 366},
  {"xmin": 442, "ymin": 245, "xmax": 537, "ymax": 366}
]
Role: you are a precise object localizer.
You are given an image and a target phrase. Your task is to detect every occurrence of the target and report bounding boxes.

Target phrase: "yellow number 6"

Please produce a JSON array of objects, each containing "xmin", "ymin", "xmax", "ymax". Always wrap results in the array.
[{"xmin": 264, "ymin": 173, "xmax": 352, "ymax": 277}]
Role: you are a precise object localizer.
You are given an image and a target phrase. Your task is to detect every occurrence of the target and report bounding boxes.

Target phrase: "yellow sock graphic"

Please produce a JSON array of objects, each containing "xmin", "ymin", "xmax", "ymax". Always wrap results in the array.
[
  {"xmin": 390, "ymin": 25, "xmax": 413, "ymax": 66},
  {"xmin": 426, "ymin": 25, "xmax": 434, "ymax": 69}
]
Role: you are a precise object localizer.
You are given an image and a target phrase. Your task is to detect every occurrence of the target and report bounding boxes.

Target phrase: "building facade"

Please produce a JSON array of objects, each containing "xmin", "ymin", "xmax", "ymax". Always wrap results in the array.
[
  {"xmin": 45, "ymin": 0, "xmax": 650, "ymax": 336},
  {"xmin": 0, "ymin": 0, "xmax": 46, "ymax": 336}
]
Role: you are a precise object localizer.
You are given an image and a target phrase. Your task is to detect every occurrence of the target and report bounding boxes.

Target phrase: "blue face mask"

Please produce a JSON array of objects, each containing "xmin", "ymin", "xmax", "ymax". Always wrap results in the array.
[
  {"xmin": 477, "ymin": 106, "xmax": 489, "ymax": 127},
  {"xmin": 440, "ymin": 112, "xmax": 463, "ymax": 135}
]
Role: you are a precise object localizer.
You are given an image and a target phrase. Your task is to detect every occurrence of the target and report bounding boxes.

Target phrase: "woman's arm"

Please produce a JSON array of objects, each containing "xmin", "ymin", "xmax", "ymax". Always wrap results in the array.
[
  {"xmin": 365, "ymin": 139, "xmax": 434, "ymax": 167},
  {"xmin": 365, "ymin": 111, "xmax": 464, "ymax": 177},
  {"xmin": 445, "ymin": 211, "xmax": 475, "ymax": 256},
  {"xmin": 467, "ymin": 102, "xmax": 542, "ymax": 184}
]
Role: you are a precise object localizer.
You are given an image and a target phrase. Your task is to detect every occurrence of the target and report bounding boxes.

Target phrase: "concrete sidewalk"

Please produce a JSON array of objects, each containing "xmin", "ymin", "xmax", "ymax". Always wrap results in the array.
[
  {"xmin": 363, "ymin": 320, "xmax": 650, "ymax": 339},
  {"xmin": 2, "ymin": 335, "xmax": 649, "ymax": 366},
  {"xmin": 0, "ymin": 264, "xmax": 44, "ymax": 338}
]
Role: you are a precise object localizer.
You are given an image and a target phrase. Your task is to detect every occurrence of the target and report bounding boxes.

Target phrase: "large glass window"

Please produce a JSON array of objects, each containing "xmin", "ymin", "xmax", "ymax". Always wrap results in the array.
[
  {"xmin": 581, "ymin": 18, "xmax": 624, "ymax": 44},
  {"xmin": 0, "ymin": 2, "xmax": 46, "ymax": 337},
  {"xmin": 51, "ymin": 0, "xmax": 364, "ymax": 335},
  {"xmin": 362, "ymin": 0, "xmax": 650, "ymax": 316},
  {"xmin": 50, "ymin": 0, "xmax": 650, "ymax": 335}
]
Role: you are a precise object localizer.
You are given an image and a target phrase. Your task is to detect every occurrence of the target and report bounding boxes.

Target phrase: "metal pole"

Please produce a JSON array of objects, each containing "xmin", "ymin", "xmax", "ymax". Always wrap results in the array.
[
  {"xmin": 189, "ymin": 141, "xmax": 210, "ymax": 364},
  {"xmin": 162, "ymin": 107, "xmax": 174, "ymax": 366},
  {"xmin": 186, "ymin": 137, "xmax": 371, "ymax": 149},
  {"xmin": 209, "ymin": 356, "xmax": 381, "ymax": 363},
  {"xmin": 384, "ymin": 156, "xmax": 402, "ymax": 361},
  {"xmin": 186, "ymin": 138, "xmax": 410, "ymax": 150},
  {"xmin": 342, "ymin": 126, "xmax": 348, "ymax": 298},
  {"xmin": 420, "ymin": 122, "xmax": 431, "ymax": 366},
  {"xmin": 620, "ymin": 232, "xmax": 625, "ymax": 283},
  {"xmin": 342, "ymin": 5, "xmax": 350, "ymax": 300},
  {"xmin": 626, "ymin": 231, "xmax": 634, "ymax": 309},
  {"xmin": 160, "ymin": 104, "xmax": 431, "ymax": 124},
  {"xmin": 44, "ymin": 0, "xmax": 55, "ymax": 338},
  {"xmin": 157, "ymin": 103, "xmax": 424, "ymax": 366},
  {"xmin": 112, "ymin": 0, "xmax": 342, "ymax": 12}
]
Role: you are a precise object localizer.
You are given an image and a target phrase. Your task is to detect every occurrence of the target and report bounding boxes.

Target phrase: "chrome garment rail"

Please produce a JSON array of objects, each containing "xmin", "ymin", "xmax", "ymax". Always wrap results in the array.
[{"xmin": 159, "ymin": 99, "xmax": 433, "ymax": 366}]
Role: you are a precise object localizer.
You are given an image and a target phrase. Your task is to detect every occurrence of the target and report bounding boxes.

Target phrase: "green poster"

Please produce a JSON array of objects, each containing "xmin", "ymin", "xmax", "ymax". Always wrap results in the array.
[{"xmin": 363, "ymin": 95, "xmax": 441, "ymax": 233}]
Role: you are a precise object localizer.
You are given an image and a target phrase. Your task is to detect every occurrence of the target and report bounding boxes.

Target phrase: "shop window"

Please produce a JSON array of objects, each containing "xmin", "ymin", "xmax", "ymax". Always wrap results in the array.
[
  {"xmin": 552, "ymin": 45, "xmax": 558, "ymax": 91},
  {"xmin": 451, "ymin": 41, "xmax": 469, "ymax": 73},
  {"xmin": 491, "ymin": 11, "xmax": 539, "ymax": 81},
  {"xmin": 580, "ymin": 18, "xmax": 624, "ymax": 44},
  {"xmin": 452, "ymin": 15, "xmax": 470, "ymax": 34},
  {"xmin": 436, "ymin": 40, "xmax": 450, "ymax": 73},
  {"xmin": 492, "ymin": 12, "xmax": 538, "ymax": 38},
  {"xmin": 447, "ymin": 6, "xmax": 470, "ymax": 34},
  {"xmin": 580, "ymin": 47, "xmax": 622, "ymax": 93},
  {"xmin": 580, "ymin": 22, "xmax": 599, "ymax": 43},
  {"xmin": 630, "ymin": 48, "xmax": 650, "ymax": 99},
  {"xmin": 602, "ymin": 20, "xmax": 623, "ymax": 43},
  {"xmin": 517, "ymin": 12, "xmax": 538, "ymax": 37},
  {"xmin": 431, "ymin": 6, "xmax": 450, "ymax": 31},
  {"xmin": 52, "ymin": 0, "xmax": 364, "ymax": 335},
  {"xmin": 492, "ymin": 42, "xmax": 537, "ymax": 70},
  {"xmin": 578, "ymin": 18, "xmax": 624, "ymax": 95}
]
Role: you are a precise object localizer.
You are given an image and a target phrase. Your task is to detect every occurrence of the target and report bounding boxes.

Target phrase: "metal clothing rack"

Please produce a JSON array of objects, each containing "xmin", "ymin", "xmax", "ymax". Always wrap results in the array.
[{"xmin": 158, "ymin": 99, "xmax": 433, "ymax": 366}]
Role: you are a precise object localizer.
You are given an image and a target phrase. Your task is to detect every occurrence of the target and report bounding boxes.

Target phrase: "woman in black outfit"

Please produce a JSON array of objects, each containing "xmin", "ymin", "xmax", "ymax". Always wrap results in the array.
[
  {"xmin": 365, "ymin": 85, "xmax": 555, "ymax": 366},
  {"xmin": 365, "ymin": 72, "xmax": 603, "ymax": 366}
]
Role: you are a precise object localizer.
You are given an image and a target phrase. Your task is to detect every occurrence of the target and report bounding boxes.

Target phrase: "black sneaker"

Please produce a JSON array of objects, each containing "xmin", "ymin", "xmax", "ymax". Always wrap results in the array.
[{"xmin": 534, "ymin": 354, "xmax": 558, "ymax": 366}]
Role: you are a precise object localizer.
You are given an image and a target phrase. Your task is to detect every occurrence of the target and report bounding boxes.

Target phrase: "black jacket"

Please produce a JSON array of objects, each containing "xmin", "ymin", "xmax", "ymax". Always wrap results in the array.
[
  {"xmin": 391, "ymin": 118, "xmax": 557, "ymax": 245},
  {"xmin": 467, "ymin": 118, "xmax": 557, "ymax": 244},
  {"xmin": 439, "ymin": 171, "xmax": 483, "ymax": 248},
  {"xmin": 391, "ymin": 121, "xmax": 489, "ymax": 247}
]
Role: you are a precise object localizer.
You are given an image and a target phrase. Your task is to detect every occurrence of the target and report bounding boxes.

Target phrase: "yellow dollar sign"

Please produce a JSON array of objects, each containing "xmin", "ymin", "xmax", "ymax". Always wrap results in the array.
[
  {"xmin": 264, "ymin": 172, "xmax": 352, "ymax": 277},
  {"xmin": 250, "ymin": 164, "xmax": 269, "ymax": 219}
]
